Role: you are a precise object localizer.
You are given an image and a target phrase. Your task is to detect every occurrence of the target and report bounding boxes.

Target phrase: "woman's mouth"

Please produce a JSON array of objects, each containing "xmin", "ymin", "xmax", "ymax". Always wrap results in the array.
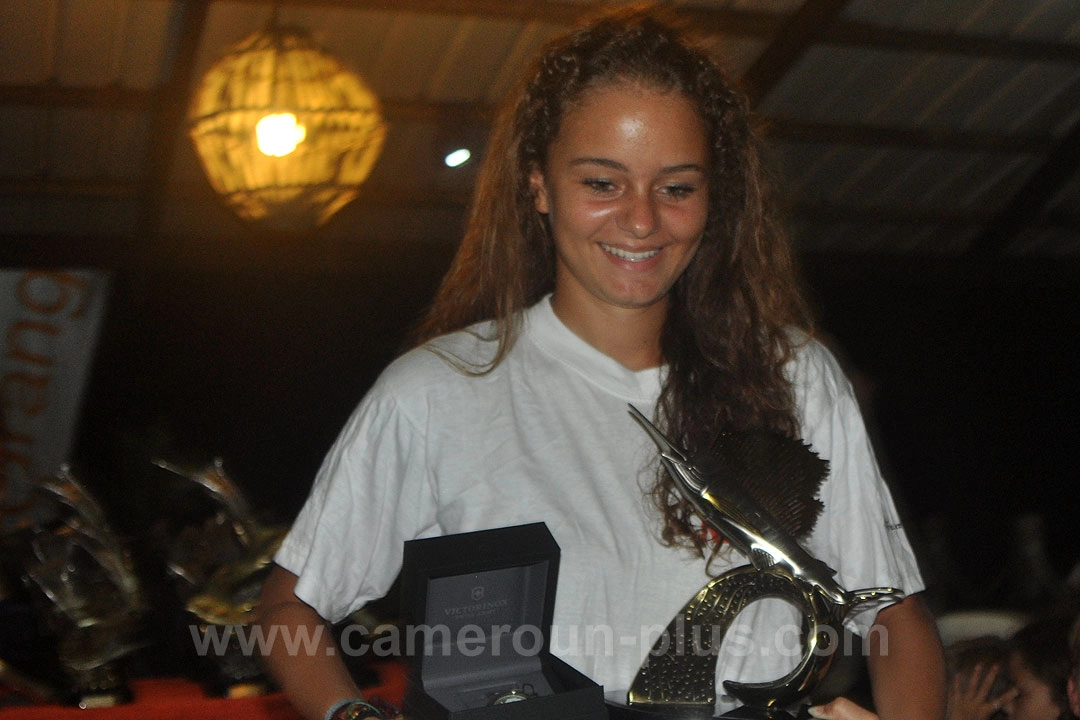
[{"xmin": 601, "ymin": 243, "xmax": 660, "ymax": 262}]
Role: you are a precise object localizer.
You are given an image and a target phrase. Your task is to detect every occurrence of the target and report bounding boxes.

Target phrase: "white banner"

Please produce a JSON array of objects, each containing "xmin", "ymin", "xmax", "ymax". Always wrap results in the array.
[{"xmin": 1, "ymin": 269, "xmax": 110, "ymax": 529}]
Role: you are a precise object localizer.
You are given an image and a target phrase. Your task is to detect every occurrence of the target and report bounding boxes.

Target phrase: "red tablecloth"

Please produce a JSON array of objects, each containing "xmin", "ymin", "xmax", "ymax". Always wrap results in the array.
[{"xmin": 0, "ymin": 661, "xmax": 406, "ymax": 719}]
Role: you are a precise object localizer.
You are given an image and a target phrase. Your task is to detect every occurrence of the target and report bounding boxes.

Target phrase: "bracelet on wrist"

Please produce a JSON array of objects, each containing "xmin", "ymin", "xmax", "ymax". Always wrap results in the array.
[{"xmin": 325, "ymin": 698, "xmax": 386, "ymax": 720}]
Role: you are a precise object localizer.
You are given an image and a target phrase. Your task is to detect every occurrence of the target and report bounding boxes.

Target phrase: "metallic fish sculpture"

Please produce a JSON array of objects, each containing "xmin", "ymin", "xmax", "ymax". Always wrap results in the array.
[
  {"xmin": 153, "ymin": 457, "xmax": 286, "ymax": 695},
  {"xmin": 626, "ymin": 405, "xmax": 901, "ymax": 715},
  {"xmin": 13, "ymin": 466, "xmax": 146, "ymax": 707}
]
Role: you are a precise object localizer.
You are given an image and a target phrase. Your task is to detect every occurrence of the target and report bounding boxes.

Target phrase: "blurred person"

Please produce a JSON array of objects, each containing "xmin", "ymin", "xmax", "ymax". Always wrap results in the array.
[
  {"xmin": 1006, "ymin": 612, "xmax": 1077, "ymax": 720},
  {"xmin": 1067, "ymin": 612, "xmax": 1080, "ymax": 717},
  {"xmin": 946, "ymin": 636, "xmax": 1016, "ymax": 720}
]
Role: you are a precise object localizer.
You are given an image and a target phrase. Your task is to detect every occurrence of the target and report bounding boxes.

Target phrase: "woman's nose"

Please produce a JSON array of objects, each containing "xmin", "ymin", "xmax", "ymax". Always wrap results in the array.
[{"xmin": 617, "ymin": 191, "xmax": 660, "ymax": 239}]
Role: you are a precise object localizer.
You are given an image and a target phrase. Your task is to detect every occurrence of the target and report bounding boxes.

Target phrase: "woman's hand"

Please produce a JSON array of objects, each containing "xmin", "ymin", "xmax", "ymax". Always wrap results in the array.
[
  {"xmin": 946, "ymin": 663, "xmax": 1016, "ymax": 720},
  {"xmin": 809, "ymin": 697, "xmax": 879, "ymax": 720}
]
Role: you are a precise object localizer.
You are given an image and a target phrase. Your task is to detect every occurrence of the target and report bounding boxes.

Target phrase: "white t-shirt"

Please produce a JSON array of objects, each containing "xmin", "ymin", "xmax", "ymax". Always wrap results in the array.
[{"xmin": 275, "ymin": 295, "xmax": 923, "ymax": 710}]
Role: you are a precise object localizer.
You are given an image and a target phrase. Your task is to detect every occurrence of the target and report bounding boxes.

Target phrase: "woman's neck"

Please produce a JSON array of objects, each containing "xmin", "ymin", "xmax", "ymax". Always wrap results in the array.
[{"xmin": 550, "ymin": 290, "xmax": 667, "ymax": 371}]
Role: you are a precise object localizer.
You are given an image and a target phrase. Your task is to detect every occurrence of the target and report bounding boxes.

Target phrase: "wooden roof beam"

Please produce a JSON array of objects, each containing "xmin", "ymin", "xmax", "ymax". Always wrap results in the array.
[
  {"xmin": 766, "ymin": 119, "xmax": 1053, "ymax": 155},
  {"xmin": 825, "ymin": 21, "xmax": 1080, "ymax": 63},
  {"xmin": 0, "ymin": 81, "xmax": 1055, "ymax": 158},
  {"xmin": 138, "ymin": 0, "xmax": 211, "ymax": 237},
  {"xmin": 225, "ymin": 0, "xmax": 782, "ymax": 36},
  {"xmin": 741, "ymin": 0, "xmax": 853, "ymax": 106}
]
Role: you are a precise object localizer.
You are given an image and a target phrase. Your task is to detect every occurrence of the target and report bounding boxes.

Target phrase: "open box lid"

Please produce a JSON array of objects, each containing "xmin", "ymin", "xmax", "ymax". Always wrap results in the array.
[
  {"xmin": 399, "ymin": 523, "xmax": 607, "ymax": 720},
  {"xmin": 400, "ymin": 523, "xmax": 560, "ymax": 684}
]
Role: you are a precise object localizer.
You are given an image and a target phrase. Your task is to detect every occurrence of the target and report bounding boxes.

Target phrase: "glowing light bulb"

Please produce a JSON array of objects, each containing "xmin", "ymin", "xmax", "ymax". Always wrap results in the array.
[
  {"xmin": 444, "ymin": 148, "xmax": 471, "ymax": 168},
  {"xmin": 256, "ymin": 113, "xmax": 307, "ymax": 157}
]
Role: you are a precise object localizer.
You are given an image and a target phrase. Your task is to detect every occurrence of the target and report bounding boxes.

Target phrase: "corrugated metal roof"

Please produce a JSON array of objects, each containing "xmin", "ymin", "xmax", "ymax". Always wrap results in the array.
[{"xmin": 1, "ymin": 0, "xmax": 1078, "ymax": 258}]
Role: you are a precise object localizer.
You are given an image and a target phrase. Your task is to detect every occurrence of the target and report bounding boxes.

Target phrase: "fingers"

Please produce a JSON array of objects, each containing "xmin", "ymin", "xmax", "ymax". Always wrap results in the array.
[
  {"xmin": 973, "ymin": 663, "xmax": 999, "ymax": 699},
  {"xmin": 946, "ymin": 663, "xmax": 1016, "ymax": 720},
  {"xmin": 808, "ymin": 697, "xmax": 879, "ymax": 720}
]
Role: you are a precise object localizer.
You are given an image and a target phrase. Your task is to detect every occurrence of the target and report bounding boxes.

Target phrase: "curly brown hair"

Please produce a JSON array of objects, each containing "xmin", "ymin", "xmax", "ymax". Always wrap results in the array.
[{"xmin": 413, "ymin": 5, "xmax": 814, "ymax": 559}]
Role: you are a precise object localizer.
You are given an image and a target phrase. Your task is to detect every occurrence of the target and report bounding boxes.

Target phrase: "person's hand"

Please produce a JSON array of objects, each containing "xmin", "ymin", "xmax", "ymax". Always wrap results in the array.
[
  {"xmin": 808, "ymin": 696, "xmax": 879, "ymax": 720},
  {"xmin": 947, "ymin": 663, "xmax": 1016, "ymax": 720}
]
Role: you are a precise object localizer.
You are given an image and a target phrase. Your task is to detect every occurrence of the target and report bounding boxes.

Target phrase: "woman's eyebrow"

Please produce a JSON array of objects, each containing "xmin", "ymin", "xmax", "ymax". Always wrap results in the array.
[
  {"xmin": 568, "ymin": 157, "xmax": 707, "ymax": 174},
  {"xmin": 569, "ymin": 157, "xmax": 626, "ymax": 171}
]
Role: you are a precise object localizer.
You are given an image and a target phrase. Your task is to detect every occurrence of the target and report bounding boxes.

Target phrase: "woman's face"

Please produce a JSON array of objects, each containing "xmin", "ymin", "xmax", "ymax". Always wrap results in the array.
[
  {"xmin": 1007, "ymin": 653, "xmax": 1064, "ymax": 720},
  {"xmin": 529, "ymin": 81, "xmax": 709, "ymax": 318}
]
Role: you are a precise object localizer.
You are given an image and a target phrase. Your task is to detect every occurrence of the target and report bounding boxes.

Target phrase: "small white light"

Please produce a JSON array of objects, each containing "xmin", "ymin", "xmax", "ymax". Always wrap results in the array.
[
  {"xmin": 256, "ymin": 113, "xmax": 307, "ymax": 157},
  {"xmin": 444, "ymin": 148, "xmax": 471, "ymax": 168}
]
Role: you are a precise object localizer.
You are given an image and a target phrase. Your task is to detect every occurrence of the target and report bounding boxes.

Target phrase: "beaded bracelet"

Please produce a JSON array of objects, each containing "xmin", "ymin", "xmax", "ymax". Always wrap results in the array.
[{"xmin": 325, "ymin": 697, "xmax": 386, "ymax": 720}]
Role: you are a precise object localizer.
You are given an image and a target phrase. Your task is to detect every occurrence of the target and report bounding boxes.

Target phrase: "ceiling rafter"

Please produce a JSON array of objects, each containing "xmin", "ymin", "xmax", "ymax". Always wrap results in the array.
[
  {"xmin": 765, "ymin": 120, "xmax": 1053, "ymax": 155},
  {"xmin": 226, "ymin": 0, "xmax": 783, "ymax": 36},
  {"xmin": 796, "ymin": 201, "xmax": 995, "ymax": 227},
  {"xmin": 0, "ymin": 84, "xmax": 149, "ymax": 110},
  {"xmin": 0, "ymin": 178, "xmax": 139, "ymax": 199},
  {"xmin": 0, "ymin": 81, "xmax": 1051, "ymax": 173},
  {"xmin": 204, "ymin": 0, "xmax": 1080, "ymax": 63},
  {"xmin": 0, "ymin": 84, "xmax": 492, "ymax": 125},
  {"xmin": 825, "ymin": 21, "xmax": 1080, "ymax": 63},
  {"xmin": 741, "ymin": 0, "xmax": 853, "ymax": 106},
  {"xmin": 138, "ymin": 0, "xmax": 211, "ymax": 237}
]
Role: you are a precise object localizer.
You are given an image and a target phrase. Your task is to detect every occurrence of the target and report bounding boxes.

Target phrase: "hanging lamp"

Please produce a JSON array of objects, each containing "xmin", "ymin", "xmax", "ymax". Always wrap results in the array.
[{"xmin": 188, "ymin": 15, "xmax": 386, "ymax": 232}]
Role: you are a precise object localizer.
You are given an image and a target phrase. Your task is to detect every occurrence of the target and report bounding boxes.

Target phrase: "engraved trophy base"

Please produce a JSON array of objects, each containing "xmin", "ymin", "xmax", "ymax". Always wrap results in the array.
[
  {"xmin": 76, "ymin": 688, "xmax": 132, "ymax": 710},
  {"xmin": 72, "ymin": 664, "xmax": 133, "ymax": 709}
]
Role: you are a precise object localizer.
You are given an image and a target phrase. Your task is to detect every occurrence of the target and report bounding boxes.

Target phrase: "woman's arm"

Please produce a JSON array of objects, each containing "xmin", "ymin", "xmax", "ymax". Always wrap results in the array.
[
  {"xmin": 811, "ymin": 593, "xmax": 946, "ymax": 720},
  {"xmin": 257, "ymin": 564, "xmax": 371, "ymax": 720},
  {"xmin": 867, "ymin": 592, "xmax": 947, "ymax": 720}
]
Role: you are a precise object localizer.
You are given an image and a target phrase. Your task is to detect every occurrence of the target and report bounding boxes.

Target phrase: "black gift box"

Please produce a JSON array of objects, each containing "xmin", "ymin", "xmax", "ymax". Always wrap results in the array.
[{"xmin": 399, "ymin": 522, "xmax": 608, "ymax": 720}]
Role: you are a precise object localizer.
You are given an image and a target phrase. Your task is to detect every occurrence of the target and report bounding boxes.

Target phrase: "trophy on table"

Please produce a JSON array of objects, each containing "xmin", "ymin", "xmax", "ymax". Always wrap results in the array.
[
  {"xmin": 606, "ymin": 407, "xmax": 902, "ymax": 720},
  {"xmin": 152, "ymin": 458, "xmax": 286, "ymax": 697},
  {"xmin": 12, "ymin": 466, "xmax": 146, "ymax": 708}
]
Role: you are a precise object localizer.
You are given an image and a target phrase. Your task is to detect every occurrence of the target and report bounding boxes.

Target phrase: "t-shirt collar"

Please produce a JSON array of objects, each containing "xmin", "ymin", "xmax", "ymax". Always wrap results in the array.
[{"xmin": 524, "ymin": 294, "xmax": 664, "ymax": 403}]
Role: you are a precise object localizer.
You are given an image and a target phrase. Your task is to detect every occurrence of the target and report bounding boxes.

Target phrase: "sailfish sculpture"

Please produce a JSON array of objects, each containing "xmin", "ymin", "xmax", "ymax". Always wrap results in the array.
[{"xmin": 624, "ymin": 406, "xmax": 901, "ymax": 717}]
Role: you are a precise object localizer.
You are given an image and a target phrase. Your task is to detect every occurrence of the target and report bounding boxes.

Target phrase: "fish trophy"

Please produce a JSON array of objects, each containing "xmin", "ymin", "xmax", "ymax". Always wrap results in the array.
[
  {"xmin": 16, "ymin": 466, "xmax": 146, "ymax": 708},
  {"xmin": 153, "ymin": 458, "xmax": 286, "ymax": 697},
  {"xmin": 615, "ymin": 406, "xmax": 901, "ymax": 720}
]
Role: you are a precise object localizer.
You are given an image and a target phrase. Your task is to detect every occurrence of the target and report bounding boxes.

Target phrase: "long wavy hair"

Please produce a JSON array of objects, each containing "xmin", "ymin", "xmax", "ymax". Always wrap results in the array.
[{"xmin": 413, "ymin": 5, "xmax": 814, "ymax": 558}]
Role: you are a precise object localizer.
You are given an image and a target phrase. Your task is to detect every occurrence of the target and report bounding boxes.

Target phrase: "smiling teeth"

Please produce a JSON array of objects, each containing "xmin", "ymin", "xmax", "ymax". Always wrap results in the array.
[{"xmin": 602, "ymin": 244, "xmax": 660, "ymax": 262}]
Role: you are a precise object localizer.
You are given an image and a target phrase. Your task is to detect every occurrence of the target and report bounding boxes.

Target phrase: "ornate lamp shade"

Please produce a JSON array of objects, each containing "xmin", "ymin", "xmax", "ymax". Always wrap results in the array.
[{"xmin": 188, "ymin": 24, "xmax": 386, "ymax": 232}]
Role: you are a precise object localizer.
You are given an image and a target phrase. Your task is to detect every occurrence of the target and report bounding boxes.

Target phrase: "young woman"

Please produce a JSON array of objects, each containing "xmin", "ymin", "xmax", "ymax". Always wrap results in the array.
[{"xmin": 257, "ymin": 7, "xmax": 946, "ymax": 720}]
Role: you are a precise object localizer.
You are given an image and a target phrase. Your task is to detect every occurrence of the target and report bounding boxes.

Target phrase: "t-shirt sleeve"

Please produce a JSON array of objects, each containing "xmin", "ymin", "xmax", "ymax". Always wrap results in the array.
[
  {"xmin": 273, "ymin": 365, "xmax": 441, "ymax": 623},
  {"xmin": 793, "ymin": 339, "xmax": 925, "ymax": 636}
]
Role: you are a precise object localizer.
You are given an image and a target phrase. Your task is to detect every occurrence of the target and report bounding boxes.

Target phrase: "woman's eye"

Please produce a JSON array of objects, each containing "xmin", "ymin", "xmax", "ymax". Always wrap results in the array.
[
  {"xmin": 583, "ymin": 178, "xmax": 616, "ymax": 194},
  {"xmin": 662, "ymin": 183, "xmax": 697, "ymax": 200}
]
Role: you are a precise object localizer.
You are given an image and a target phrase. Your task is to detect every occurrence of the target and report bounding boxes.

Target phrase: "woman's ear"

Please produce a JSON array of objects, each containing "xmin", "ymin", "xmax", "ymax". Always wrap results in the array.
[{"xmin": 529, "ymin": 167, "xmax": 550, "ymax": 214}]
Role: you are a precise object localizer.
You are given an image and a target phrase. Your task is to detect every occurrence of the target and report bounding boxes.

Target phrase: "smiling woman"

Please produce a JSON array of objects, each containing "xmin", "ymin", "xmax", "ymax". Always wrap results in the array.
[
  {"xmin": 253, "ymin": 7, "xmax": 945, "ymax": 720},
  {"xmin": 529, "ymin": 82, "xmax": 709, "ymax": 369}
]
